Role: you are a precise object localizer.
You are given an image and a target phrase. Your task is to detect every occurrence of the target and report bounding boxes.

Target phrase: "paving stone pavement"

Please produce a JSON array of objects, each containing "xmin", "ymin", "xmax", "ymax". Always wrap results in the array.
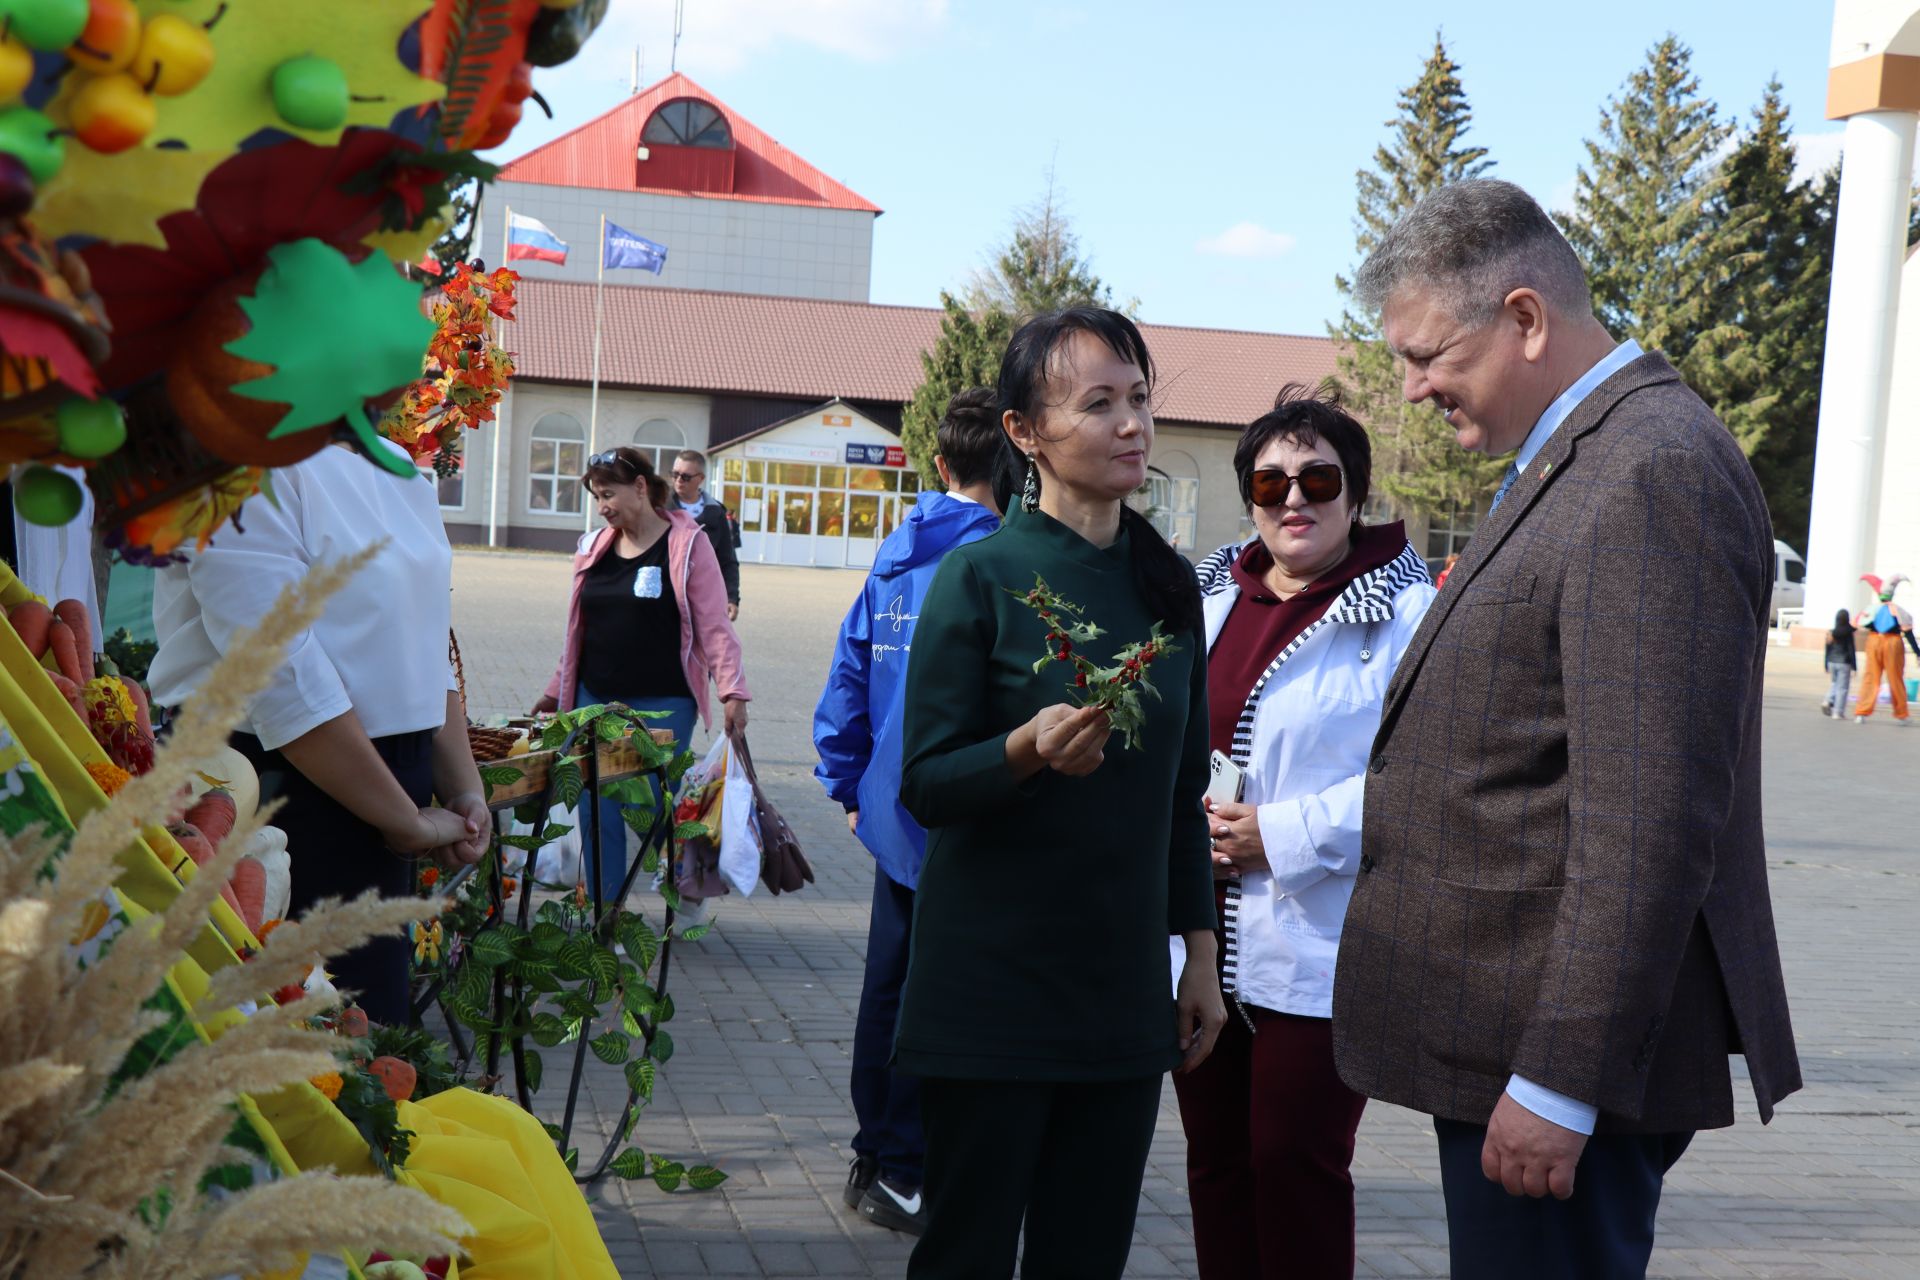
[{"xmin": 452, "ymin": 549, "xmax": 1920, "ymax": 1279}]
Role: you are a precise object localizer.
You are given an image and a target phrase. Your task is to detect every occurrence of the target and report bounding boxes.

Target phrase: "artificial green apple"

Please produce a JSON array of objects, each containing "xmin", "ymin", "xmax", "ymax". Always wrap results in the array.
[
  {"xmin": 66, "ymin": 0, "xmax": 139, "ymax": 74},
  {"xmin": 70, "ymin": 70, "xmax": 153, "ymax": 152},
  {"xmin": 0, "ymin": 104, "xmax": 63, "ymax": 183},
  {"xmin": 270, "ymin": 54, "xmax": 347, "ymax": 131},
  {"xmin": 13, "ymin": 464, "xmax": 83, "ymax": 527},
  {"xmin": 0, "ymin": 0, "xmax": 88, "ymax": 52},
  {"xmin": 0, "ymin": 35, "xmax": 31, "ymax": 104},
  {"xmin": 54, "ymin": 396, "xmax": 125, "ymax": 458},
  {"xmin": 130, "ymin": 11, "xmax": 211, "ymax": 96}
]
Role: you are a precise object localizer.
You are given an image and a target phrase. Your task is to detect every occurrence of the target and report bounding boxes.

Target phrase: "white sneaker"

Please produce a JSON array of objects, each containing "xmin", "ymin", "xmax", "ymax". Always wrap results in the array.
[{"xmin": 1855, "ymin": 715, "xmax": 1868, "ymax": 724}]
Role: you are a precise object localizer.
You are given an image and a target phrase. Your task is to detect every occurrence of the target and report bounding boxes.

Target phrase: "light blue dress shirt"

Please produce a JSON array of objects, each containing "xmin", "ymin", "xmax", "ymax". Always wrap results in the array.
[{"xmin": 1502, "ymin": 337, "xmax": 1642, "ymax": 1136}]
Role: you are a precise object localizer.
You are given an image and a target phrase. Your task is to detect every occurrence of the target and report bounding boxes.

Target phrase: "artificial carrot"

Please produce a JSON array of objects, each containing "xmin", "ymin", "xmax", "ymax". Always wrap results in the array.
[
  {"xmin": 6, "ymin": 600, "xmax": 51, "ymax": 658},
  {"xmin": 229, "ymin": 857, "xmax": 267, "ymax": 935},
  {"xmin": 46, "ymin": 618, "xmax": 82, "ymax": 685},
  {"xmin": 47, "ymin": 672, "xmax": 87, "ymax": 721},
  {"xmin": 52, "ymin": 601, "xmax": 93, "ymax": 682}
]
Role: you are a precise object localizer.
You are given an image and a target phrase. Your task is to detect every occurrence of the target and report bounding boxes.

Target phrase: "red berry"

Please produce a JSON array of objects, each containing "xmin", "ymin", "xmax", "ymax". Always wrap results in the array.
[{"xmin": 1075, "ymin": 674, "xmax": 1087, "ymax": 687}]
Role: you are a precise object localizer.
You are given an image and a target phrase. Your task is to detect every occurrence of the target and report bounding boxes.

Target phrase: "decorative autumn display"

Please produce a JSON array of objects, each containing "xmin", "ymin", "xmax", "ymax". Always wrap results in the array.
[
  {"xmin": 379, "ymin": 259, "xmax": 517, "ymax": 476},
  {"xmin": 1011, "ymin": 575, "xmax": 1180, "ymax": 751}
]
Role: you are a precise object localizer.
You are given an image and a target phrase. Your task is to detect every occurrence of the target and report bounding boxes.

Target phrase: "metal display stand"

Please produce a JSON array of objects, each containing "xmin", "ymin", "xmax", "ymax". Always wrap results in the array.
[{"xmin": 412, "ymin": 707, "xmax": 681, "ymax": 1184}]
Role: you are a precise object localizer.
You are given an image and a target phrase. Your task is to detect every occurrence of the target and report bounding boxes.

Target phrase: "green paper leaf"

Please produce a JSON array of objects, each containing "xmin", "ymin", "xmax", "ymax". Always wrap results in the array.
[
  {"xmin": 649, "ymin": 1030, "xmax": 675, "ymax": 1064},
  {"xmin": 624, "ymin": 1057, "xmax": 655, "ymax": 1099},
  {"xmin": 608, "ymin": 1147, "xmax": 650, "ymax": 1180},
  {"xmin": 590, "ymin": 1031, "xmax": 631, "ymax": 1065},
  {"xmin": 226, "ymin": 239, "xmax": 434, "ymax": 477},
  {"xmin": 652, "ymin": 1159, "xmax": 686, "ymax": 1192},
  {"xmin": 520, "ymin": 1048, "xmax": 543, "ymax": 1095},
  {"xmin": 687, "ymin": 1165, "xmax": 728, "ymax": 1190}
]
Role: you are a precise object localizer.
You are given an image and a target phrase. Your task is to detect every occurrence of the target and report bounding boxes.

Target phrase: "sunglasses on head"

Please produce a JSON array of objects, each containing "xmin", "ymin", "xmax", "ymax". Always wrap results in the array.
[
  {"xmin": 588, "ymin": 450, "xmax": 629, "ymax": 470},
  {"xmin": 1249, "ymin": 463, "xmax": 1343, "ymax": 507}
]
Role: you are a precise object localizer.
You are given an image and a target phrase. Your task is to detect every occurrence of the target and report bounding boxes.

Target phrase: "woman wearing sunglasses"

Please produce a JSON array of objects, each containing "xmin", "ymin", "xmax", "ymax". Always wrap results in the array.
[
  {"xmin": 1170, "ymin": 386, "xmax": 1436, "ymax": 1278},
  {"xmin": 533, "ymin": 446, "xmax": 749, "ymax": 906}
]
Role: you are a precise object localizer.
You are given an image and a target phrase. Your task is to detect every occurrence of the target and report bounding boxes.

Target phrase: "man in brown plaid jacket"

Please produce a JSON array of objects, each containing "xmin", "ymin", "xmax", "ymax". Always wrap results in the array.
[{"xmin": 1332, "ymin": 180, "xmax": 1801, "ymax": 1279}]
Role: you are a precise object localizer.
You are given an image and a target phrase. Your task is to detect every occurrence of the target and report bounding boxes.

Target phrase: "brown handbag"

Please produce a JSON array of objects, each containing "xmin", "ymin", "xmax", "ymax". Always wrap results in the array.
[{"xmin": 727, "ymin": 729, "xmax": 814, "ymax": 895}]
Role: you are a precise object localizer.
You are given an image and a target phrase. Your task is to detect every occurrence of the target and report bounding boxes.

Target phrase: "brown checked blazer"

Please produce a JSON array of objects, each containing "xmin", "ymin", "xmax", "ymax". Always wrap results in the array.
[{"xmin": 1331, "ymin": 353, "xmax": 1801, "ymax": 1134}]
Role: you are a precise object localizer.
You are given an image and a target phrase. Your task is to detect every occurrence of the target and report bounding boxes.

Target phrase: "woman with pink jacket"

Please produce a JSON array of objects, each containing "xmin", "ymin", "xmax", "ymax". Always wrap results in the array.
[{"xmin": 532, "ymin": 446, "xmax": 750, "ymax": 902}]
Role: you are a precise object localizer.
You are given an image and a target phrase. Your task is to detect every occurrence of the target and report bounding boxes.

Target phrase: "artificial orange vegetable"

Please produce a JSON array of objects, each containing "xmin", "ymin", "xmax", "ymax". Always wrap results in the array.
[
  {"xmin": 46, "ymin": 617, "xmax": 83, "ymax": 685},
  {"xmin": 52, "ymin": 600, "xmax": 93, "ymax": 682},
  {"xmin": 6, "ymin": 600, "xmax": 51, "ymax": 657}
]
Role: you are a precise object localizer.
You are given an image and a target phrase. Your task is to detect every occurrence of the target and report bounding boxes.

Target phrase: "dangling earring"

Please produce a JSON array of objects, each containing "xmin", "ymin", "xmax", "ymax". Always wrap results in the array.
[{"xmin": 1021, "ymin": 454, "xmax": 1040, "ymax": 513}]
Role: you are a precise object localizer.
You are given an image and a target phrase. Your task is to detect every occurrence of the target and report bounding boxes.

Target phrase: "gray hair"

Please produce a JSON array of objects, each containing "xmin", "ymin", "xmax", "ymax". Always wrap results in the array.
[{"xmin": 1352, "ymin": 179, "xmax": 1592, "ymax": 329}]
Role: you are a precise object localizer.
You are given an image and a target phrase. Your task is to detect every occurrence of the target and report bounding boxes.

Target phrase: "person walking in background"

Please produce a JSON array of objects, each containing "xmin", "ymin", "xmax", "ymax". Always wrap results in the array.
[
  {"xmin": 1335, "ymin": 179, "xmax": 1801, "ymax": 1280},
  {"xmin": 1434, "ymin": 551, "xmax": 1459, "ymax": 588},
  {"xmin": 897, "ymin": 309, "xmax": 1224, "ymax": 1278},
  {"xmin": 1824, "ymin": 609, "xmax": 1856, "ymax": 719},
  {"xmin": 532, "ymin": 446, "xmax": 748, "ymax": 906},
  {"xmin": 1851, "ymin": 574, "xmax": 1913, "ymax": 724},
  {"xmin": 1171, "ymin": 387, "xmax": 1436, "ymax": 1279},
  {"xmin": 671, "ymin": 448, "xmax": 741, "ymax": 620},
  {"xmin": 812, "ymin": 388, "xmax": 1009, "ymax": 1237}
]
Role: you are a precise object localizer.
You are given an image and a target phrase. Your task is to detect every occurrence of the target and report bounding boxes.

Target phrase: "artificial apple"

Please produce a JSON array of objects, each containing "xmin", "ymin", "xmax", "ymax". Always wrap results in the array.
[
  {"xmin": 130, "ymin": 11, "xmax": 212, "ymax": 96},
  {"xmin": 13, "ymin": 464, "xmax": 82, "ymax": 526},
  {"xmin": 70, "ymin": 70, "xmax": 153, "ymax": 152},
  {"xmin": 54, "ymin": 396, "xmax": 125, "ymax": 458},
  {"xmin": 66, "ymin": 0, "xmax": 139, "ymax": 74},
  {"xmin": 0, "ymin": 35, "xmax": 31, "ymax": 103},
  {"xmin": 0, "ymin": 104, "xmax": 62, "ymax": 183},
  {"xmin": 270, "ymin": 54, "xmax": 346, "ymax": 131},
  {"xmin": 0, "ymin": 0, "xmax": 87, "ymax": 52}
]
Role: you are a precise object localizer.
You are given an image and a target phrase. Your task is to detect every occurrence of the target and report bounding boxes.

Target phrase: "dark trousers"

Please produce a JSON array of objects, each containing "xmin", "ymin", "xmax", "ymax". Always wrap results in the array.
[
  {"xmin": 909, "ymin": 1074, "xmax": 1162, "ymax": 1279},
  {"xmin": 852, "ymin": 869, "xmax": 923, "ymax": 1184},
  {"xmin": 1171, "ymin": 1006, "xmax": 1367, "ymax": 1279},
  {"xmin": 232, "ymin": 728, "xmax": 436, "ymax": 1028},
  {"xmin": 1435, "ymin": 1117, "xmax": 1694, "ymax": 1280}
]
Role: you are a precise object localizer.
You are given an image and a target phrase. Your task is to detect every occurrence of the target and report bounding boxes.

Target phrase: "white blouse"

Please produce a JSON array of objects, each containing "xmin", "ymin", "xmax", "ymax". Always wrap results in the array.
[{"xmin": 149, "ymin": 441, "xmax": 457, "ymax": 750}]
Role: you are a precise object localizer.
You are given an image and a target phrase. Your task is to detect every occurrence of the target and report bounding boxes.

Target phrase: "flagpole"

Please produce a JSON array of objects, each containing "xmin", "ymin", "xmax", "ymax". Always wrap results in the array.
[
  {"xmin": 488, "ymin": 201, "xmax": 510, "ymax": 547},
  {"xmin": 586, "ymin": 212, "xmax": 606, "ymax": 533}
]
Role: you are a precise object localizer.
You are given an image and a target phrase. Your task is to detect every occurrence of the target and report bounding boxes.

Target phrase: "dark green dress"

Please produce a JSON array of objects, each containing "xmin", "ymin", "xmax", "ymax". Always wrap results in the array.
[{"xmin": 895, "ymin": 505, "xmax": 1217, "ymax": 1081}]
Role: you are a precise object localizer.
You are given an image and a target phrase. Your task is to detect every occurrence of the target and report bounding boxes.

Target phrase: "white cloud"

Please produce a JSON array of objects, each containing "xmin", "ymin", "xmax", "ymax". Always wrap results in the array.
[
  {"xmin": 1793, "ymin": 129, "xmax": 1845, "ymax": 184},
  {"xmin": 596, "ymin": 0, "xmax": 950, "ymax": 77},
  {"xmin": 1195, "ymin": 221, "xmax": 1297, "ymax": 259}
]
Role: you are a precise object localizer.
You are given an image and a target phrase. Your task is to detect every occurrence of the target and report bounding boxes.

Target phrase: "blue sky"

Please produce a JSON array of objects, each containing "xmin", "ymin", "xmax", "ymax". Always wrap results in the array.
[{"xmin": 494, "ymin": 0, "xmax": 1845, "ymax": 338}]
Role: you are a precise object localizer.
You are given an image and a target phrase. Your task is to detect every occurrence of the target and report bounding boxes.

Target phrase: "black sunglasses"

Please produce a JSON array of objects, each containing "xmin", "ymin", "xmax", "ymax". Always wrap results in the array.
[
  {"xmin": 588, "ymin": 450, "xmax": 629, "ymax": 470},
  {"xmin": 671, "ymin": 469, "xmax": 703, "ymax": 482},
  {"xmin": 1249, "ymin": 463, "xmax": 1343, "ymax": 507}
]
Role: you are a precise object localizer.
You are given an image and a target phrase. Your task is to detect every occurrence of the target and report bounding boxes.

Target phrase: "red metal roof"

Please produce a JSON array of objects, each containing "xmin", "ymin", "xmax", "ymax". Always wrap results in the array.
[
  {"xmin": 497, "ymin": 72, "xmax": 882, "ymax": 214},
  {"xmin": 509, "ymin": 280, "xmax": 1338, "ymax": 429}
]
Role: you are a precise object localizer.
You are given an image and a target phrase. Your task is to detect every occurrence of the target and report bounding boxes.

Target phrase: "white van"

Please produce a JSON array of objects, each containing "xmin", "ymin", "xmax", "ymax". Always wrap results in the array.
[{"xmin": 1771, "ymin": 540, "xmax": 1805, "ymax": 624}]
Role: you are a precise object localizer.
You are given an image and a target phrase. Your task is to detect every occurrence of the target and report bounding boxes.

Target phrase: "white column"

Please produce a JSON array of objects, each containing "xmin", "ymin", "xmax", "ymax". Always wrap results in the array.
[{"xmin": 1804, "ymin": 109, "xmax": 1917, "ymax": 628}]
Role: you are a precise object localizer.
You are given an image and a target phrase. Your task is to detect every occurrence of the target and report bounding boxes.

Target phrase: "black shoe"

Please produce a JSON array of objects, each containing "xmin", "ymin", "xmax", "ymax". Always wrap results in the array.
[
  {"xmin": 843, "ymin": 1155, "xmax": 877, "ymax": 1210},
  {"xmin": 858, "ymin": 1175, "xmax": 927, "ymax": 1236}
]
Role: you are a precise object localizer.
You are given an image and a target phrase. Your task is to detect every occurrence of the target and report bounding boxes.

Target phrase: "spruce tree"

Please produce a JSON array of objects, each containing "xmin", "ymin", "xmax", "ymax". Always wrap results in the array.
[
  {"xmin": 900, "ymin": 294, "xmax": 1015, "ymax": 488},
  {"xmin": 1330, "ymin": 32, "xmax": 1504, "ymax": 521},
  {"xmin": 1692, "ymin": 81, "xmax": 1831, "ymax": 545},
  {"xmin": 1562, "ymin": 36, "xmax": 1746, "ymax": 382}
]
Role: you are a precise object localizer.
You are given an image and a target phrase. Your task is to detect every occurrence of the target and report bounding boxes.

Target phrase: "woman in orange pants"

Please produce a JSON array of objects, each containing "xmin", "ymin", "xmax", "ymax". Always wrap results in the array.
[{"xmin": 1853, "ymin": 575, "xmax": 1915, "ymax": 722}]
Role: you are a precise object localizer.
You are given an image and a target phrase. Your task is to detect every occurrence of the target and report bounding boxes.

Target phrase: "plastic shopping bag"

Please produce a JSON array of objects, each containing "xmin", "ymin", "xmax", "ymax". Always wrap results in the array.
[
  {"xmin": 671, "ymin": 734, "xmax": 760, "ymax": 901},
  {"xmin": 526, "ymin": 801, "xmax": 583, "ymax": 884}
]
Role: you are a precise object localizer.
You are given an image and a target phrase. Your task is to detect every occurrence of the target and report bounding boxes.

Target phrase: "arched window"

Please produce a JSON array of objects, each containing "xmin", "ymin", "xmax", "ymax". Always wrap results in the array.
[
  {"xmin": 632, "ymin": 417, "xmax": 686, "ymax": 475},
  {"xmin": 528, "ymin": 412, "xmax": 585, "ymax": 515},
  {"xmin": 1134, "ymin": 453, "xmax": 1199, "ymax": 552},
  {"xmin": 641, "ymin": 99, "xmax": 732, "ymax": 149}
]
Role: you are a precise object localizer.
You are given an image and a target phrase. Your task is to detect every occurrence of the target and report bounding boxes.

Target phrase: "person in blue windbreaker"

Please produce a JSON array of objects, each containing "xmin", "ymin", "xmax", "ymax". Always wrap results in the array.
[{"xmin": 814, "ymin": 387, "xmax": 1010, "ymax": 1236}]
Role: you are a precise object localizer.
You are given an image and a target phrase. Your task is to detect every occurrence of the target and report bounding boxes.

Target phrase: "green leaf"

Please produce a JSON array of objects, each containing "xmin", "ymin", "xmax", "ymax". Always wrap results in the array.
[
  {"xmin": 659, "ymin": 882, "xmax": 683, "ymax": 912},
  {"xmin": 468, "ymin": 1030, "xmax": 493, "ymax": 1065},
  {"xmin": 519, "ymin": 1048, "xmax": 543, "ymax": 1095},
  {"xmin": 478, "ymin": 763, "xmax": 524, "ymax": 795},
  {"xmin": 541, "ymin": 822, "xmax": 574, "ymax": 843},
  {"xmin": 530, "ymin": 1013, "xmax": 568, "ymax": 1047},
  {"xmin": 590, "ymin": 1031, "xmax": 630, "ymax": 1065},
  {"xmin": 679, "ymin": 921, "xmax": 711, "ymax": 943},
  {"xmin": 651, "ymin": 1159, "xmax": 686, "ymax": 1192},
  {"xmin": 226, "ymin": 239, "xmax": 434, "ymax": 475},
  {"xmin": 531, "ymin": 921, "xmax": 568, "ymax": 953},
  {"xmin": 657, "ymin": 992, "xmax": 676, "ymax": 1023},
  {"xmin": 621, "ymin": 1008, "xmax": 643, "ymax": 1038},
  {"xmin": 584, "ymin": 942, "xmax": 619, "ymax": 991},
  {"xmin": 558, "ymin": 990, "xmax": 599, "ymax": 1021},
  {"xmin": 608, "ymin": 1147, "xmax": 650, "ymax": 1180},
  {"xmin": 468, "ymin": 930, "xmax": 516, "ymax": 968},
  {"xmin": 649, "ymin": 1030, "xmax": 675, "ymax": 1064},
  {"xmin": 540, "ymin": 1121, "xmax": 566, "ymax": 1143},
  {"xmin": 540, "ymin": 719, "xmax": 570, "ymax": 750},
  {"xmin": 622, "ymin": 981, "xmax": 659, "ymax": 1018},
  {"xmin": 687, "ymin": 1165, "xmax": 728, "ymax": 1190},
  {"xmin": 556, "ymin": 937, "xmax": 596, "ymax": 981},
  {"xmin": 617, "ymin": 917, "xmax": 659, "ymax": 971},
  {"xmin": 624, "ymin": 1058, "xmax": 655, "ymax": 1099},
  {"xmin": 639, "ymin": 845, "xmax": 662, "ymax": 874},
  {"xmin": 673, "ymin": 820, "xmax": 709, "ymax": 841},
  {"xmin": 549, "ymin": 756, "xmax": 584, "ymax": 809},
  {"xmin": 563, "ymin": 1147, "xmax": 579, "ymax": 1174}
]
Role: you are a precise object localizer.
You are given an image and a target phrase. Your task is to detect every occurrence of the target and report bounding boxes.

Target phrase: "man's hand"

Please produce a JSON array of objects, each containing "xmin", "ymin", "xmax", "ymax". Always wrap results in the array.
[
  {"xmin": 1482, "ymin": 1091, "xmax": 1588, "ymax": 1199},
  {"xmin": 845, "ymin": 809, "xmax": 859, "ymax": 835},
  {"xmin": 727, "ymin": 602, "xmax": 739, "ymax": 622}
]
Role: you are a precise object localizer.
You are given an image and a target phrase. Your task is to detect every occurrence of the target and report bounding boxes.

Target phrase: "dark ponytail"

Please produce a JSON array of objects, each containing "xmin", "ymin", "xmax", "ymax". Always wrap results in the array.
[{"xmin": 997, "ymin": 307, "xmax": 1202, "ymax": 635}]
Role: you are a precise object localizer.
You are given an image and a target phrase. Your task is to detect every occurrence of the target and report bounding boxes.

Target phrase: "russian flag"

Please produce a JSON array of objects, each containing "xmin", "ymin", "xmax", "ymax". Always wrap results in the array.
[{"xmin": 507, "ymin": 213, "xmax": 569, "ymax": 265}]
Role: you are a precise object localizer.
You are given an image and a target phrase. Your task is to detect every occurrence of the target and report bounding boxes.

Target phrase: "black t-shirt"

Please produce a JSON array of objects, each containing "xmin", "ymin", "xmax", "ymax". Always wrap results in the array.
[{"xmin": 578, "ymin": 534, "xmax": 694, "ymax": 702}]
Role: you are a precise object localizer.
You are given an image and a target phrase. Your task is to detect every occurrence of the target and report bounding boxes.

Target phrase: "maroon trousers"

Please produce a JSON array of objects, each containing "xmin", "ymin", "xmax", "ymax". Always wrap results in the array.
[{"xmin": 1171, "ymin": 1004, "xmax": 1368, "ymax": 1279}]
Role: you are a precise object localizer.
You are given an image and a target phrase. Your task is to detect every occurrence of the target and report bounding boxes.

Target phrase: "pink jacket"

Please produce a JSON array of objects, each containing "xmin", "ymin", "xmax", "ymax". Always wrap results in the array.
[{"xmin": 543, "ymin": 510, "xmax": 750, "ymax": 727}]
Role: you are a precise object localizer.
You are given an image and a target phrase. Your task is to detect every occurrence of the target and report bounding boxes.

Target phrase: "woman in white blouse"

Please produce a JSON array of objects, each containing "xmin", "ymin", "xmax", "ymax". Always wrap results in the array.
[{"xmin": 150, "ymin": 440, "xmax": 488, "ymax": 1025}]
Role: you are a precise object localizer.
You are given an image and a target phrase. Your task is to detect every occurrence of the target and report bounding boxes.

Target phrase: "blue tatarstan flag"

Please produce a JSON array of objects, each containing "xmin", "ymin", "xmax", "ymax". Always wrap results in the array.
[{"xmin": 604, "ymin": 221, "xmax": 668, "ymax": 274}]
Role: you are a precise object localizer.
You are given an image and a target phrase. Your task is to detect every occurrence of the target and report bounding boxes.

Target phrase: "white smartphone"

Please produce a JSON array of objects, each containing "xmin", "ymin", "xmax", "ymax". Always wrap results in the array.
[{"xmin": 1204, "ymin": 750, "xmax": 1244, "ymax": 808}]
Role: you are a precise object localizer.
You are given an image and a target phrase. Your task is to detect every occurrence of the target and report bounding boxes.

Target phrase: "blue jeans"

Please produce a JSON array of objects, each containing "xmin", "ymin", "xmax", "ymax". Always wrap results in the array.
[{"xmin": 573, "ymin": 684, "xmax": 697, "ymax": 905}]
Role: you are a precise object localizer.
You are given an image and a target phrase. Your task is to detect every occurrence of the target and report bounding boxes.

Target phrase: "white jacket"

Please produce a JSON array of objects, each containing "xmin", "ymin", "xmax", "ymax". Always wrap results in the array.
[{"xmin": 1171, "ymin": 536, "xmax": 1436, "ymax": 1017}]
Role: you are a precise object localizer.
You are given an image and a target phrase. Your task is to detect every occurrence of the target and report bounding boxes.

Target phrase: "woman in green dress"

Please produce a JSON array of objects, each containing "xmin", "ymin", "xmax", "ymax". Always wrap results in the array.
[{"xmin": 897, "ymin": 308, "xmax": 1226, "ymax": 1277}]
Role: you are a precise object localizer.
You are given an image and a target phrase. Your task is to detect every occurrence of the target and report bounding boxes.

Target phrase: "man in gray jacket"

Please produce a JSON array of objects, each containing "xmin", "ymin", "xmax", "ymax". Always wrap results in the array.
[
  {"xmin": 671, "ymin": 449, "xmax": 740, "ymax": 619},
  {"xmin": 1332, "ymin": 179, "xmax": 1800, "ymax": 1280}
]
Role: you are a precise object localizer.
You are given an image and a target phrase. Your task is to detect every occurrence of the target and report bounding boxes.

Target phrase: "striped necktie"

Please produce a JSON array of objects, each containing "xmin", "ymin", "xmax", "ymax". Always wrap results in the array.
[{"xmin": 1488, "ymin": 460, "xmax": 1521, "ymax": 514}]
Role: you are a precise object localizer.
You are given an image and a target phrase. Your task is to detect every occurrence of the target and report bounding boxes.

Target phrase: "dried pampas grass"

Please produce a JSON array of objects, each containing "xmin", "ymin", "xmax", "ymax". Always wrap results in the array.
[{"xmin": 0, "ymin": 544, "xmax": 469, "ymax": 1279}]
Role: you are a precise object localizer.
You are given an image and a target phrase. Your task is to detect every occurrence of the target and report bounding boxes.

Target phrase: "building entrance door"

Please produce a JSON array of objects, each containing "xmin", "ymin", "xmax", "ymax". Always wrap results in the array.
[{"xmin": 845, "ymin": 493, "xmax": 901, "ymax": 569}]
